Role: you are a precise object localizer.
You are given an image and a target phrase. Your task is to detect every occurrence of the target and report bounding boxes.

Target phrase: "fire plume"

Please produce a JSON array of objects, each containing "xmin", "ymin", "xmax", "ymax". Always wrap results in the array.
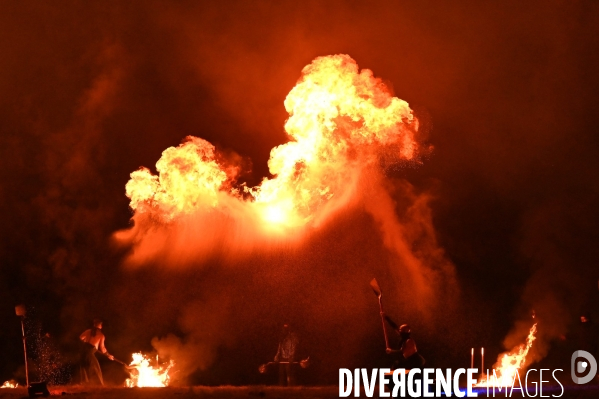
[
  {"xmin": 123, "ymin": 54, "xmax": 419, "ymax": 234},
  {"xmin": 1, "ymin": 381, "xmax": 18, "ymax": 388},
  {"xmin": 116, "ymin": 55, "xmax": 457, "ymax": 375},
  {"xmin": 479, "ymin": 323, "xmax": 538, "ymax": 387},
  {"xmin": 125, "ymin": 352, "xmax": 174, "ymax": 388}
]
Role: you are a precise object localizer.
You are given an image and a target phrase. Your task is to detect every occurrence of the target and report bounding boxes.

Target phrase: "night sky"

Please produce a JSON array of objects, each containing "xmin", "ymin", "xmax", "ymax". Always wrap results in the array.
[{"xmin": 1, "ymin": 1, "xmax": 598, "ymax": 386}]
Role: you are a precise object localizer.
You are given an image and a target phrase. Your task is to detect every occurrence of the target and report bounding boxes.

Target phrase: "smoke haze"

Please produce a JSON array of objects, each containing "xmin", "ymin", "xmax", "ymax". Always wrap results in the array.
[{"xmin": 1, "ymin": 0, "xmax": 598, "ymax": 385}]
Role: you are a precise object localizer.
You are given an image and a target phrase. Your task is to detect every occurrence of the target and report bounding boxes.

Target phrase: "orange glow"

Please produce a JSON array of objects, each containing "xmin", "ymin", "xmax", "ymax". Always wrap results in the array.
[
  {"xmin": 124, "ymin": 55, "xmax": 419, "ymax": 230},
  {"xmin": 125, "ymin": 352, "xmax": 174, "ymax": 388},
  {"xmin": 478, "ymin": 323, "xmax": 538, "ymax": 387},
  {"xmin": 126, "ymin": 137, "xmax": 231, "ymax": 221},
  {"xmin": 1, "ymin": 381, "xmax": 18, "ymax": 388}
]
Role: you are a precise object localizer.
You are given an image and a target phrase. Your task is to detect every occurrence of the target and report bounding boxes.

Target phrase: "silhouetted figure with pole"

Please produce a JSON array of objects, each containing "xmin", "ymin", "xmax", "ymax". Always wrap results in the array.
[
  {"xmin": 385, "ymin": 323, "xmax": 425, "ymax": 369},
  {"xmin": 79, "ymin": 319, "xmax": 114, "ymax": 386}
]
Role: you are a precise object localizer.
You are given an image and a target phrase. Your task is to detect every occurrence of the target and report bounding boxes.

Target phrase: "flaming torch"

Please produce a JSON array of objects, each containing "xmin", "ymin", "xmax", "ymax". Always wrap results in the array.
[
  {"xmin": 15, "ymin": 305, "xmax": 29, "ymax": 387},
  {"xmin": 14, "ymin": 305, "xmax": 50, "ymax": 397}
]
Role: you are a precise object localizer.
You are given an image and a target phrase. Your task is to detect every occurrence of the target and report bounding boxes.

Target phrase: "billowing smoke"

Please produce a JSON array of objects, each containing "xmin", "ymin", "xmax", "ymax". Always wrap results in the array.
[
  {"xmin": 497, "ymin": 197, "xmax": 599, "ymax": 371},
  {"xmin": 150, "ymin": 297, "xmax": 234, "ymax": 382},
  {"xmin": 114, "ymin": 55, "xmax": 457, "ymax": 379},
  {"xmin": 8, "ymin": 2, "xmax": 594, "ymax": 386}
]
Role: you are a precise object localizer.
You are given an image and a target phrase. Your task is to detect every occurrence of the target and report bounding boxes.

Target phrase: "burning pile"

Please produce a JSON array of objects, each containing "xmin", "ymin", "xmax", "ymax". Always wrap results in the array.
[
  {"xmin": 125, "ymin": 352, "xmax": 174, "ymax": 388},
  {"xmin": 1, "ymin": 380, "xmax": 18, "ymax": 388},
  {"xmin": 479, "ymin": 323, "xmax": 538, "ymax": 387}
]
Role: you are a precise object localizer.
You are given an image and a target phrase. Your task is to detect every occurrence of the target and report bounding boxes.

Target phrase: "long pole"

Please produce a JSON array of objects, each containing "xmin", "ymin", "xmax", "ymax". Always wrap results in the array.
[
  {"xmin": 370, "ymin": 279, "xmax": 390, "ymax": 350},
  {"xmin": 481, "ymin": 347, "xmax": 484, "ymax": 376},
  {"xmin": 378, "ymin": 297, "xmax": 390, "ymax": 349},
  {"xmin": 20, "ymin": 318, "xmax": 29, "ymax": 387}
]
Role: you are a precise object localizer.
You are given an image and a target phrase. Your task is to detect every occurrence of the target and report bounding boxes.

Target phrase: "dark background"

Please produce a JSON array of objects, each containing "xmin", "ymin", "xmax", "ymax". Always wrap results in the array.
[{"xmin": 1, "ymin": 0, "xmax": 598, "ymax": 386}]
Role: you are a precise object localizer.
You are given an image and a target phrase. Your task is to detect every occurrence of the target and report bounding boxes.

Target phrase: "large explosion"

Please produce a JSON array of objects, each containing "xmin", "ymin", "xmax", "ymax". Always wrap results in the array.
[
  {"xmin": 116, "ymin": 53, "xmax": 454, "ymax": 307},
  {"xmin": 115, "ymin": 55, "xmax": 457, "ymax": 380},
  {"xmin": 121, "ymin": 54, "xmax": 419, "ymax": 231}
]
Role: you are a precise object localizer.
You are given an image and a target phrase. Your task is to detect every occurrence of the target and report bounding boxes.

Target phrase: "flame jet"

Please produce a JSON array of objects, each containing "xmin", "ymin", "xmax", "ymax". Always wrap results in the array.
[
  {"xmin": 116, "ymin": 54, "xmax": 455, "ymax": 314},
  {"xmin": 123, "ymin": 54, "xmax": 418, "ymax": 226},
  {"xmin": 478, "ymin": 323, "xmax": 538, "ymax": 388}
]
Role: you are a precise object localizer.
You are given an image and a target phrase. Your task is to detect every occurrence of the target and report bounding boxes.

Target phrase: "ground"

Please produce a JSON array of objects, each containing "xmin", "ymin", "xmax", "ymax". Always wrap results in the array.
[{"xmin": 1, "ymin": 384, "xmax": 599, "ymax": 398}]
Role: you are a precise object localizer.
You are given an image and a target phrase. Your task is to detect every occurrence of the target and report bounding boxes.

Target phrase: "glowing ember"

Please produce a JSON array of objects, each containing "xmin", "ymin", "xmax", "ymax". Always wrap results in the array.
[
  {"xmin": 124, "ymin": 54, "xmax": 419, "ymax": 229},
  {"xmin": 478, "ymin": 323, "xmax": 538, "ymax": 387},
  {"xmin": 1, "ymin": 380, "xmax": 18, "ymax": 388},
  {"xmin": 125, "ymin": 352, "xmax": 174, "ymax": 388}
]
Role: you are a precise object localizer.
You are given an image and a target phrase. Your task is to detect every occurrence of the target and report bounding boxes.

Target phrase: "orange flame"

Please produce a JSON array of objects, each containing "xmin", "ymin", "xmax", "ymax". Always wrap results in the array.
[
  {"xmin": 125, "ymin": 352, "xmax": 174, "ymax": 388},
  {"xmin": 1, "ymin": 381, "xmax": 18, "ymax": 388},
  {"xmin": 479, "ymin": 323, "xmax": 538, "ymax": 387},
  {"xmin": 124, "ymin": 55, "xmax": 419, "ymax": 231}
]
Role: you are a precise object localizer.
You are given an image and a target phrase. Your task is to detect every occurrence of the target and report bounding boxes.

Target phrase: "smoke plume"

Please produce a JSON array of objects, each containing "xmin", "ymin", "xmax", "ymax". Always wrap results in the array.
[{"xmin": 113, "ymin": 55, "xmax": 457, "ymax": 378}]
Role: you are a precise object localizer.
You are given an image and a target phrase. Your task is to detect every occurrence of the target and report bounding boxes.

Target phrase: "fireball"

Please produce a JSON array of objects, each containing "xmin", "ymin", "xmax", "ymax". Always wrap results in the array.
[
  {"xmin": 125, "ymin": 352, "xmax": 174, "ymax": 388},
  {"xmin": 124, "ymin": 54, "xmax": 419, "ymax": 230}
]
